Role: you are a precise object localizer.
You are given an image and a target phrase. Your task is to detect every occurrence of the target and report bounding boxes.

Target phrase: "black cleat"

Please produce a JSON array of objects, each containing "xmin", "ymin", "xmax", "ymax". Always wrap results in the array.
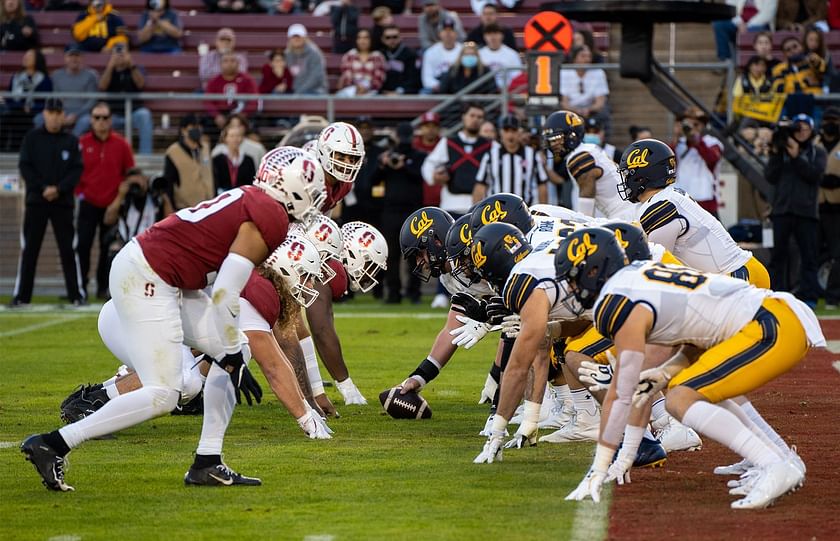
[
  {"xmin": 60, "ymin": 384, "xmax": 109, "ymax": 424},
  {"xmin": 184, "ymin": 463, "xmax": 262, "ymax": 487},
  {"xmin": 20, "ymin": 434, "xmax": 74, "ymax": 492},
  {"xmin": 171, "ymin": 392, "xmax": 204, "ymax": 416}
]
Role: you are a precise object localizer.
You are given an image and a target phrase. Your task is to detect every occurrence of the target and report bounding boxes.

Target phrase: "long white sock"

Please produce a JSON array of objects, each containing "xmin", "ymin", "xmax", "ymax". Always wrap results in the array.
[
  {"xmin": 195, "ymin": 363, "xmax": 236, "ymax": 456},
  {"xmin": 739, "ymin": 400, "xmax": 792, "ymax": 456},
  {"xmin": 59, "ymin": 386, "xmax": 178, "ymax": 448},
  {"xmin": 682, "ymin": 401, "xmax": 778, "ymax": 467},
  {"xmin": 651, "ymin": 396, "xmax": 667, "ymax": 422},
  {"xmin": 103, "ymin": 379, "xmax": 120, "ymax": 400},
  {"xmin": 571, "ymin": 387, "xmax": 598, "ymax": 415},
  {"xmin": 300, "ymin": 337, "xmax": 325, "ymax": 395},
  {"xmin": 552, "ymin": 384, "xmax": 571, "ymax": 402},
  {"xmin": 718, "ymin": 400, "xmax": 786, "ymax": 461}
]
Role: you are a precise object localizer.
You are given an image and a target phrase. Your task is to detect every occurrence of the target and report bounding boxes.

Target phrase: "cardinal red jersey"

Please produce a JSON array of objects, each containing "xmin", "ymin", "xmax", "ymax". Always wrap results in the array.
[
  {"xmin": 241, "ymin": 270, "xmax": 281, "ymax": 327},
  {"xmin": 321, "ymin": 179, "xmax": 354, "ymax": 212},
  {"xmin": 327, "ymin": 258, "xmax": 348, "ymax": 301},
  {"xmin": 138, "ymin": 186, "xmax": 289, "ymax": 289}
]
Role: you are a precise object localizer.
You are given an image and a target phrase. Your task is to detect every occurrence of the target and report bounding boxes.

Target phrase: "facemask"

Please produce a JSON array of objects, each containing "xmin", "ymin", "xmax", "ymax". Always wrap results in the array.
[
  {"xmin": 187, "ymin": 128, "xmax": 202, "ymax": 143},
  {"xmin": 461, "ymin": 55, "xmax": 478, "ymax": 68},
  {"xmin": 583, "ymin": 133, "xmax": 602, "ymax": 146}
]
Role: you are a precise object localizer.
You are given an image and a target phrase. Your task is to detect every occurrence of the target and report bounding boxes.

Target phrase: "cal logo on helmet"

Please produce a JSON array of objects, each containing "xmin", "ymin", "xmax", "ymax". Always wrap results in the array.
[
  {"xmin": 625, "ymin": 148, "xmax": 650, "ymax": 169},
  {"xmin": 566, "ymin": 112, "xmax": 583, "ymax": 127},
  {"xmin": 481, "ymin": 200, "xmax": 508, "ymax": 225},
  {"xmin": 614, "ymin": 229, "xmax": 629, "ymax": 250},
  {"xmin": 410, "ymin": 211, "xmax": 434, "ymax": 238},
  {"xmin": 567, "ymin": 233, "xmax": 599, "ymax": 265},
  {"xmin": 472, "ymin": 241, "xmax": 487, "ymax": 269},
  {"xmin": 459, "ymin": 223, "xmax": 472, "ymax": 245}
]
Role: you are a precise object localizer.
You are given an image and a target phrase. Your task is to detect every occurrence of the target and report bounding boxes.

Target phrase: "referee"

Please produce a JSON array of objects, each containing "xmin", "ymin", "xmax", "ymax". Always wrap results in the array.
[
  {"xmin": 474, "ymin": 116, "xmax": 548, "ymax": 205},
  {"xmin": 11, "ymin": 98, "xmax": 86, "ymax": 306}
]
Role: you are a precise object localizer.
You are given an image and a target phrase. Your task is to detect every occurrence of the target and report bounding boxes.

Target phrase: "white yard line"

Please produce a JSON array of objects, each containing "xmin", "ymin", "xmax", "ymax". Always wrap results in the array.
[
  {"xmin": 569, "ymin": 487, "xmax": 611, "ymax": 541},
  {"xmin": 826, "ymin": 340, "xmax": 840, "ymax": 354},
  {"xmin": 0, "ymin": 441, "xmax": 19, "ymax": 449},
  {"xmin": 0, "ymin": 316, "xmax": 84, "ymax": 338},
  {"xmin": 334, "ymin": 312, "xmax": 444, "ymax": 319}
]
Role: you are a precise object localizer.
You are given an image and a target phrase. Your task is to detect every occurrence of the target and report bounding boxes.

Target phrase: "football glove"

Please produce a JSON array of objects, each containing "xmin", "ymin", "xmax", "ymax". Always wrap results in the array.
[
  {"xmin": 578, "ymin": 360, "xmax": 614, "ymax": 393},
  {"xmin": 485, "ymin": 295, "xmax": 512, "ymax": 325},
  {"xmin": 633, "ymin": 366, "xmax": 672, "ymax": 408},
  {"xmin": 216, "ymin": 351, "xmax": 263, "ymax": 406},
  {"xmin": 473, "ymin": 433, "xmax": 505, "ymax": 464},
  {"xmin": 499, "ymin": 314, "xmax": 521, "ymax": 338},
  {"xmin": 478, "ymin": 413, "xmax": 509, "ymax": 437},
  {"xmin": 607, "ymin": 455, "xmax": 633, "ymax": 485},
  {"xmin": 478, "ymin": 373, "xmax": 497, "ymax": 404},
  {"xmin": 450, "ymin": 292, "xmax": 488, "ymax": 322},
  {"xmin": 565, "ymin": 468, "xmax": 607, "ymax": 502},
  {"xmin": 449, "ymin": 315, "xmax": 491, "ymax": 349},
  {"xmin": 297, "ymin": 407, "xmax": 333, "ymax": 439},
  {"xmin": 335, "ymin": 377, "xmax": 367, "ymax": 405},
  {"xmin": 504, "ymin": 421, "xmax": 538, "ymax": 449}
]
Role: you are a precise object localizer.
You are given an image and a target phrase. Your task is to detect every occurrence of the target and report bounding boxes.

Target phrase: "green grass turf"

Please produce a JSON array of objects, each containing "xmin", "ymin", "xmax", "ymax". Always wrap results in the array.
[{"xmin": 0, "ymin": 304, "xmax": 603, "ymax": 541}]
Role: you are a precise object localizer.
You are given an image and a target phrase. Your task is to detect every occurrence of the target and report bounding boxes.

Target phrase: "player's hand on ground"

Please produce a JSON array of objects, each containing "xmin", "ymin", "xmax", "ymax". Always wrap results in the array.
[
  {"xmin": 607, "ymin": 455, "xmax": 633, "ymax": 485},
  {"xmin": 633, "ymin": 366, "xmax": 672, "ymax": 408},
  {"xmin": 297, "ymin": 407, "xmax": 333, "ymax": 439},
  {"xmin": 504, "ymin": 420, "xmax": 538, "ymax": 449},
  {"xmin": 474, "ymin": 434, "xmax": 505, "ymax": 464},
  {"xmin": 450, "ymin": 293, "xmax": 488, "ymax": 322},
  {"xmin": 449, "ymin": 315, "xmax": 491, "ymax": 349},
  {"xmin": 500, "ymin": 314, "xmax": 521, "ymax": 338},
  {"xmin": 485, "ymin": 295, "xmax": 512, "ymax": 325},
  {"xmin": 216, "ymin": 351, "xmax": 263, "ymax": 406},
  {"xmin": 565, "ymin": 468, "xmax": 607, "ymax": 502},
  {"xmin": 578, "ymin": 360, "xmax": 613, "ymax": 393},
  {"xmin": 315, "ymin": 393, "xmax": 338, "ymax": 417},
  {"xmin": 335, "ymin": 377, "xmax": 367, "ymax": 405},
  {"xmin": 399, "ymin": 378, "xmax": 422, "ymax": 394}
]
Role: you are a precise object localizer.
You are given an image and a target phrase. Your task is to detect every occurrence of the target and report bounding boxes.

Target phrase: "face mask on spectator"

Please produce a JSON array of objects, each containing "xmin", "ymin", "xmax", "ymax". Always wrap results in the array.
[
  {"xmin": 822, "ymin": 123, "xmax": 840, "ymax": 138},
  {"xmin": 461, "ymin": 55, "xmax": 478, "ymax": 68},
  {"xmin": 187, "ymin": 128, "xmax": 202, "ymax": 143},
  {"xmin": 583, "ymin": 133, "xmax": 601, "ymax": 146}
]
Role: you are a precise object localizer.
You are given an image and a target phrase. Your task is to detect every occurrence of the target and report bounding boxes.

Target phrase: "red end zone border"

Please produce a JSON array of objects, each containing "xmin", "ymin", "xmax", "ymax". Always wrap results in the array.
[{"xmin": 607, "ymin": 318, "xmax": 840, "ymax": 540}]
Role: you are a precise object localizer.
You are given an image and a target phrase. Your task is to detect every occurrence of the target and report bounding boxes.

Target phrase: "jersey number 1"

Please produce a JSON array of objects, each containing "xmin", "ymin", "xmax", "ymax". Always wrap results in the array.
[{"xmin": 175, "ymin": 189, "xmax": 244, "ymax": 223}]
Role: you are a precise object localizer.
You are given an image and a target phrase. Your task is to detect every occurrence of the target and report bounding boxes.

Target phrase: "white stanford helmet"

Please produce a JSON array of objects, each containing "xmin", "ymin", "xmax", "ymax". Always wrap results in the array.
[
  {"xmin": 340, "ymin": 221, "xmax": 388, "ymax": 293},
  {"xmin": 264, "ymin": 234, "xmax": 323, "ymax": 308},
  {"xmin": 301, "ymin": 139, "xmax": 318, "ymax": 156},
  {"xmin": 316, "ymin": 122, "xmax": 365, "ymax": 183},
  {"xmin": 254, "ymin": 146, "xmax": 326, "ymax": 225},
  {"xmin": 304, "ymin": 214, "xmax": 343, "ymax": 284}
]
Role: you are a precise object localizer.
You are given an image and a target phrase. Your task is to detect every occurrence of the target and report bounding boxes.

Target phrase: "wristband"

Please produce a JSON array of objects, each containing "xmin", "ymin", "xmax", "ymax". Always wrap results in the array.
[
  {"xmin": 491, "ymin": 413, "xmax": 509, "ymax": 436},
  {"xmin": 409, "ymin": 357, "xmax": 441, "ymax": 387}
]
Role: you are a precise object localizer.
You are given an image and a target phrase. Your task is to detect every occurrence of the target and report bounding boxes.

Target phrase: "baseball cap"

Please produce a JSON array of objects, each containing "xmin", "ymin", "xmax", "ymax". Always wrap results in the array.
[
  {"xmin": 288, "ymin": 23, "xmax": 307, "ymax": 38},
  {"xmin": 585, "ymin": 116, "xmax": 602, "ymax": 131},
  {"xmin": 420, "ymin": 111, "xmax": 440, "ymax": 125},
  {"xmin": 216, "ymin": 28, "xmax": 235, "ymax": 40},
  {"xmin": 44, "ymin": 98, "xmax": 64, "ymax": 112},
  {"xmin": 64, "ymin": 43, "xmax": 83, "ymax": 55},
  {"xmin": 793, "ymin": 113, "xmax": 814, "ymax": 129},
  {"xmin": 500, "ymin": 116, "xmax": 520, "ymax": 130},
  {"xmin": 441, "ymin": 17, "xmax": 457, "ymax": 29}
]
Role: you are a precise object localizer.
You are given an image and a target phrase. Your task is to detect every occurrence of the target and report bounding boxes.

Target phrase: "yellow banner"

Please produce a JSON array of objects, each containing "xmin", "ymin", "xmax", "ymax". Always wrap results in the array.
[{"xmin": 733, "ymin": 94, "xmax": 786, "ymax": 123}]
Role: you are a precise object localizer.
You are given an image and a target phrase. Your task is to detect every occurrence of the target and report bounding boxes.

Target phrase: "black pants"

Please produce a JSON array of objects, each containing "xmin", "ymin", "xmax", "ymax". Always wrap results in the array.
[
  {"xmin": 76, "ymin": 200, "xmax": 110, "ymax": 296},
  {"xmin": 382, "ymin": 206, "xmax": 420, "ymax": 301},
  {"xmin": 13, "ymin": 203, "xmax": 85, "ymax": 303},
  {"xmin": 770, "ymin": 214, "xmax": 820, "ymax": 303},
  {"xmin": 819, "ymin": 204, "xmax": 840, "ymax": 304}
]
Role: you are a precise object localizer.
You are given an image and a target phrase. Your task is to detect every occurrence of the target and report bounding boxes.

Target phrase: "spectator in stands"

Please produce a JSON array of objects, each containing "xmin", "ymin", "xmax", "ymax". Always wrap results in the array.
[
  {"xmin": 583, "ymin": 115, "xmax": 621, "ymax": 162},
  {"xmin": 259, "ymin": 48, "xmax": 293, "ymax": 95},
  {"xmin": 285, "ymin": 24, "xmax": 328, "ymax": 95},
  {"xmin": 372, "ymin": 0, "xmax": 410, "ymax": 16},
  {"xmin": 672, "ymin": 106, "xmax": 724, "ymax": 218},
  {"xmin": 1, "ymin": 48, "xmax": 51, "ymax": 152},
  {"xmin": 102, "ymin": 167, "xmax": 173, "ymax": 258},
  {"xmin": 343, "ymin": 115, "xmax": 385, "ymax": 226},
  {"xmin": 776, "ymin": 0, "xmax": 826, "ymax": 32},
  {"xmin": 421, "ymin": 18, "xmax": 463, "ymax": 93},
  {"xmin": 803, "ymin": 25, "xmax": 835, "ymax": 91},
  {"xmin": 479, "ymin": 119, "xmax": 496, "ymax": 140},
  {"xmin": 331, "ymin": 0, "xmax": 359, "ymax": 54},
  {"xmin": 772, "ymin": 36, "xmax": 825, "ymax": 118},
  {"xmin": 573, "ymin": 28, "xmax": 605, "ymax": 64},
  {"xmin": 337, "ymin": 29, "xmax": 386, "ymax": 96},
  {"xmin": 628, "ymin": 124, "xmax": 652, "ymax": 142},
  {"xmin": 44, "ymin": 44, "xmax": 98, "ymax": 137},
  {"xmin": 818, "ymin": 107, "xmax": 840, "ymax": 308},
  {"xmin": 438, "ymin": 41, "xmax": 497, "ymax": 95},
  {"xmin": 205, "ymin": 51, "xmax": 258, "ymax": 130},
  {"xmin": 203, "ymin": 0, "xmax": 257, "ymax": 13},
  {"xmin": 76, "ymin": 101, "xmax": 135, "ymax": 299},
  {"xmin": 11, "ymin": 98, "xmax": 85, "ymax": 307},
  {"xmin": 466, "ymin": 3, "xmax": 516, "ymax": 49},
  {"xmin": 371, "ymin": 6, "xmax": 393, "ymax": 51},
  {"xmin": 212, "ymin": 124, "xmax": 256, "ymax": 193},
  {"xmin": 212, "ymin": 113, "xmax": 266, "ymax": 165},
  {"xmin": 199, "ymin": 28, "xmax": 248, "ymax": 90},
  {"xmin": 72, "ymin": 0, "xmax": 128, "ymax": 52},
  {"xmin": 415, "ymin": 111, "xmax": 442, "ymax": 206},
  {"xmin": 137, "ymin": 0, "xmax": 182, "ymax": 54},
  {"xmin": 380, "ymin": 25, "xmax": 421, "ymax": 94},
  {"xmin": 752, "ymin": 31, "xmax": 780, "ymax": 75},
  {"xmin": 734, "ymin": 55, "xmax": 772, "ymax": 98},
  {"xmin": 418, "ymin": 0, "xmax": 464, "ymax": 50},
  {"xmin": 478, "ymin": 23, "xmax": 521, "ymax": 89},
  {"xmin": 0, "ymin": 0, "xmax": 39, "ymax": 51},
  {"xmin": 99, "ymin": 43, "xmax": 153, "ymax": 154},
  {"xmin": 162, "ymin": 114, "xmax": 214, "ymax": 209},
  {"xmin": 766, "ymin": 113, "xmax": 825, "ymax": 308},
  {"xmin": 560, "ymin": 44, "xmax": 610, "ymax": 133},
  {"xmin": 711, "ymin": 0, "xmax": 775, "ymax": 61}
]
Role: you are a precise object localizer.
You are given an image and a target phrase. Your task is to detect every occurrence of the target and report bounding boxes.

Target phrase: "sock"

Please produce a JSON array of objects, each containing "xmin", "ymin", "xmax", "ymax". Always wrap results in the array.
[
  {"xmin": 571, "ymin": 387, "xmax": 597, "ymax": 415},
  {"xmin": 617, "ymin": 425, "xmax": 645, "ymax": 463},
  {"xmin": 718, "ymin": 400, "xmax": 786, "ymax": 461},
  {"xmin": 103, "ymin": 375, "xmax": 118, "ymax": 387},
  {"xmin": 651, "ymin": 397, "xmax": 667, "ymax": 422},
  {"xmin": 42, "ymin": 430, "xmax": 71, "ymax": 456},
  {"xmin": 489, "ymin": 363, "xmax": 501, "ymax": 384},
  {"xmin": 552, "ymin": 384, "xmax": 571, "ymax": 403},
  {"xmin": 644, "ymin": 427, "xmax": 656, "ymax": 440},
  {"xmin": 682, "ymin": 401, "xmax": 778, "ymax": 467},
  {"xmin": 300, "ymin": 337, "xmax": 325, "ymax": 395},
  {"xmin": 103, "ymin": 379, "xmax": 120, "ymax": 400},
  {"xmin": 193, "ymin": 454, "xmax": 222, "ymax": 469},
  {"xmin": 195, "ymin": 363, "xmax": 236, "ymax": 456},
  {"xmin": 739, "ymin": 400, "xmax": 792, "ymax": 456}
]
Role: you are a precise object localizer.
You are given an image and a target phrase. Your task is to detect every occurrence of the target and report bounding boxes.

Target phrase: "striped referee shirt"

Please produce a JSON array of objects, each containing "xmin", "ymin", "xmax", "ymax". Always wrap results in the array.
[{"xmin": 476, "ymin": 142, "xmax": 548, "ymax": 205}]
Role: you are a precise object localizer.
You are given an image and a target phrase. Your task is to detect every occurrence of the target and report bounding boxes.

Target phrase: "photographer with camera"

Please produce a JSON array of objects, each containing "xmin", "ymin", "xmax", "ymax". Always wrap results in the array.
[
  {"xmin": 766, "ymin": 113, "xmax": 826, "ymax": 309},
  {"xmin": 137, "ymin": 0, "xmax": 183, "ymax": 54},
  {"xmin": 76, "ymin": 101, "xmax": 135, "ymax": 300},
  {"xmin": 672, "ymin": 106, "xmax": 724, "ymax": 218}
]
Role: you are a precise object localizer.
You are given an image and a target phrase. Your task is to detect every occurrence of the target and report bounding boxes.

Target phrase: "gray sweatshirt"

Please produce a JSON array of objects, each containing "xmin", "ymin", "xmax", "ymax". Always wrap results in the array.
[
  {"xmin": 285, "ymin": 42, "xmax": 328, "ymax": 95},
  {"xmin": 51, "ymin": 68, "xmax": 99, "ymax": 117}
]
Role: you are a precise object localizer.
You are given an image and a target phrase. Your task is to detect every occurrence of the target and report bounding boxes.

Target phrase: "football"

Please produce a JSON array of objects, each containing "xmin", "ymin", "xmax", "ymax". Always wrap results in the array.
[{"xmin": 378, "ymin": 387, "xmax": 432, "ymax": 419}]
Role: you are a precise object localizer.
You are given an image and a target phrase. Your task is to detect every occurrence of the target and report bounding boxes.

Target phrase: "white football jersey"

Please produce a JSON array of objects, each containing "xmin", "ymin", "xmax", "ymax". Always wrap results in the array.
[
  {"xmin": 440, "ymin": 272, "xmax": 496, "ymax": 298},
  {"xmin": 593, "ymin": 260, "xmax": 765, "ymax": 349},
  {"xmin": 636, "ymin": 187, "xmax": 751, "ymax": 274},
  {"xmin": 565, "ymin": 143, "xmax": 637, "ymax": 220},
  {"xmin": 526, "ymin": 216, "xmax": 586, "ymax": 249},
  {"xmin": 529, "ymin": 204, "xmax": 590, "ymax": 222}
]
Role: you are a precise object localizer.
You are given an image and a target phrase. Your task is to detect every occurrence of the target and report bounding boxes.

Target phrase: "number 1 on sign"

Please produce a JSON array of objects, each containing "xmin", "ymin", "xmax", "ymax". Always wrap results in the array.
[{"xmin": 534, "ymin": 55, "xmax": 552, "ymax": 95}]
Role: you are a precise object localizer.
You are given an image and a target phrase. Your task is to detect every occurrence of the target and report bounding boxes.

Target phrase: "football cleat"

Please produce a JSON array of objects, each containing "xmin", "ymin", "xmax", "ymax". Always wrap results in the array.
[
  {"xmin": 655, "ymin": 416, "xmax": 702, "ymax": 452},
  {"xmin": 538, "ymin": 407, "xmax": 599, "ymax": 443},
  {"xmin": 184, "ymin": 463, "xmax": 262, "ymax": 487},
  {"xmin": 730, "ymin": 460, "xmax": 804, "ymax": 509},
  {"xmin": 171, "ymin": 392, "xmax": 204, "ymax": 416},
  {"xmin": 538, "ymin": 399, "xmax": 575, "ymax": 430},
  {"xmin": 714, "ymin": 458, "xmax": 753, "ymax": 476},
  {"xmin": 633, "ymin": 436, "xmax": 668, "ymax": 468},
  {"xmin": 789, "ymin": 446, "xmax": 806, "ymax": 475},
  {"xmin": 20, "ymin": 434, "xmax": 74, "ymax": 492},
  {"xmin": 728, "ymin": 468, "xmax": 762, "ymax": 496},
  {"xmin": 60, "ymin": 383, "xmax": 109, "ymax": 424}
]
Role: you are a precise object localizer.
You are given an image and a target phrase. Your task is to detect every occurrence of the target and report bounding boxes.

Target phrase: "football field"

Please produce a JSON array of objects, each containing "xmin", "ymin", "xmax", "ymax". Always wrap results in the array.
[{"xmin": 0, "ymin": 302, "xmax": 604, "ymax": 541}]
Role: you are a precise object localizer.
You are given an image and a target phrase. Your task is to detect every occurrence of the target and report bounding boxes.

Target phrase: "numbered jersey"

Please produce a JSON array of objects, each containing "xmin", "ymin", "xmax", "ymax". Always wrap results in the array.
[
  {"xmin": 593, "ymin": 261, "xmax": 766, "ymax": 349},
  {"xmin": 139, "ymin": 186, "xmax": 289, "ymax": 290},
  {"xmin": 526, "ymin": 215, "xmax": 588, "ymax": 248},
  {"xmin": 637, "ymin": 187, "xmax": 751, "ymax": 274},
  {"xmin": 564, "ymin": 143, "xmax": 637, "ymax": 220}
]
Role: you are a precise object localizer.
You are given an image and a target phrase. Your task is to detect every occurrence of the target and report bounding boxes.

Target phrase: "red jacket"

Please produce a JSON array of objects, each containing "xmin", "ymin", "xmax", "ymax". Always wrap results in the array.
[
  {"xmin": 204, "ymin": 72, "xmax": 258, "ymax": 117},
  {"xmin": 76, "ymin": 131, "xmax": 135, "ymax": 208}
]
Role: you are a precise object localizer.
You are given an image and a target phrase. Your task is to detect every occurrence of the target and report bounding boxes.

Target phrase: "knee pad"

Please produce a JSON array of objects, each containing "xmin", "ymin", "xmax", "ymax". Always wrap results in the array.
[{"xmin": 146, "ymin": 385, "xmax": 180, "ymax": 416}]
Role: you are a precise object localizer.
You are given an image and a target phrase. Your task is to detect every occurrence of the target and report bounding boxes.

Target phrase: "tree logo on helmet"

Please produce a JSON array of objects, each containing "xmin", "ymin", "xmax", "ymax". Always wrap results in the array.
[
  {"xmin": 481, "ymin": 200, "xmax": 508, "ymax": 225},
  {"xmin": 410, "ymin": 211, "xmax": 434, "ymax": 238},
  {"xmin": 625, "ymin": 148, "xmax": 650, "ymax": 169},
  {"xmin": 472, "ymin": 241, "xmax": 487, "ymax": 269},
  {"xmin": 459, "ymin": 223, "xmax": 472, "ymax": 245},
  {"xmin": 314, "ymin": 223, "xmax": 332, "ymax": 242},
  {"xmin": 287, "ymin": 241, "xmax": 305, "ymax": 262},
  {"xmin": 567, "ymin": 233, "xmax": 599, "ymax": 265},
  {"xmin": 358, "ymin": 230, "xmax": 376, "ymax": 248},
  {"xmin": 301, "ymin": 157, "xmax": 317, "ymax": 183}
]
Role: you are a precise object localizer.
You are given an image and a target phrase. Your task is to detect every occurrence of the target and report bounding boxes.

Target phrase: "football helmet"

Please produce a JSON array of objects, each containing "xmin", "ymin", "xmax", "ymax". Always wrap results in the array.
[
  {"xmin": 469, "ymin": 193, "xmax": 534, "ymax": 236},
  {"xmin": 400, "ymin": 207, "xmax": 454, "ymax": 282},
  {"xmin": 255, "ymin": 146, "xmax": 326, "ymax": 225},
  {"xmin": 617, "ymin": 139, "xmax": 677, "ymax": 203},
  {"xmin": 341, "ymin": 221, "xmax": 388, "ymax": 292},
  {"xmin": 542, "ymin": 110, "xmax": 585, "ymax": 160},
  {"xmin": 470, "ymin": 222, "xmax": 532, "ymax": 291},
  {"xmin": 316, "ymin": 122, "xmax": 365, "ymax": 183},
  {"xmin": 298, "ymin": 214, "xmax": 343, "ymax": 284},
  {"xmin": 301, "ymin": 139, "xmax": 318, "ymax": 156},
  {"xmin": 264, "ymin": 234, "xmax": 323, "ymax": 308},
  {"xmin": 600, "ymin": 221, "xmax": 652, "ymax": 262},
  {"xmin": 554, "ymin": 227, "xmax": 628, "ymax": 312},
  {"xmin": 445, "ymin": 213, "xmax": 479, "ymax": 288}
]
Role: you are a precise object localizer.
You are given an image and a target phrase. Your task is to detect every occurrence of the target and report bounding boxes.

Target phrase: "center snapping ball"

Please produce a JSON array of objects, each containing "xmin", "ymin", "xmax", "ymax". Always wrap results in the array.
[{"xmin": 379, "ymin": 387, "xmax": 432, "ymax": 419}]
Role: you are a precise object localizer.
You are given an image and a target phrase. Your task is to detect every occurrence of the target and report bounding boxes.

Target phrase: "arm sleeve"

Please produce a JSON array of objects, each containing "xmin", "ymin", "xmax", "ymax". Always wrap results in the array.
[
  {"xmin": 72, "ymin": 13, "xmax": 98, "ymax": 42},
  {"xmin": 212, "ymin": 252, "xmax": 256, "ymax": 354},
  {"xmin": 601, "ymin": 349, "xmax": 645, "ymax": 447},
  {"xmin": 695, "ymin": 137, "xmax": 723, "ymax": 172},
  {"xmin": 421, "ymin": 138, "xmax": 448, "ymax": 185}
]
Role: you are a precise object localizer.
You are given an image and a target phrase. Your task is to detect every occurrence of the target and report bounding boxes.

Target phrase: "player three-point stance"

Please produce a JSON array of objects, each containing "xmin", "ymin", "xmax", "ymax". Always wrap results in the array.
[{"xmin": 21, "ymin": 147, "xmax": 326, "ymax": 491}]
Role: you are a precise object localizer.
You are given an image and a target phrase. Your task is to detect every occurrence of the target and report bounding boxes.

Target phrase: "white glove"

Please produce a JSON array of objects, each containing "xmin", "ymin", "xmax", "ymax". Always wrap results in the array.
[
  {"xmin": 473, "ymin": 434, "xmax": 504, "ymax": 464},
  {"xmin": 450, "ymin": 315, "xmax": 491, "ymax": 349},
  {"xmin": 633, "ymin": 366, "xmax": 672, "ymax": 408},
  {"xmin": 478, "ymin": 373, "xmax": 497, "ymax": 405},
  {"xmin": 565, "ymin": 468, "xmax": 607, "ymax": 502},
  {"xmin": 479, "ymin": 414, "xmax": 509, "ymax": 437},
  {"xmin": 335, "ymin": 377, "xmax": 367, "ymax": 405},
  {"xmin": 578, "ymin": 360, "xmax": 613, "ymax": 393},
  {"xmin": 297, "ymin": 408, "xmax": 333, "ymax": 439},
  {"xmin": 500, "ymin": 314, "xmax": 521, "ymax": 338},
  {"xmin": 607, "ymin": 455, "xmax": 633, "ymax": 485}
]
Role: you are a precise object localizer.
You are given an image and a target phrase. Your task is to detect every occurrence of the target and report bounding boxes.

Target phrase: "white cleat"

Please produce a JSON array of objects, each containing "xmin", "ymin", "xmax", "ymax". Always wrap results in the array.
[
  {"xmin": 538, "ymin": 400, "xmax": 574, "ymax": 430},
  {"xmin": 727, "ymin": 468, "xmax": 762, "ymax": 496},
  {"xmin": 478, "ymin": 374, "xmax": 497, "ymax": 405},
  {"xmin": 538, "ymin": 408, "xmax": 599, "ymax": 443},
  {"xmin": 430, "ymin": 294, "xmax": 449, "ymax": 309},
  {"xmin": 479, "ymin": 414, "xmax": 508, "ymax": 437},
  {"xmin": 730, "ymin": 460, "xmax": 804, "ymax": 509},
  {"xmin": 789, "ymin": 446, "xmax": 806, "ymax": 475},
  {"xmin": 714, "ymin": 458, "xmax": 753, "ymax": 476},
  {"xmin": 656, "ymin": 417, "xmax": 702, "ymax": 452}
]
